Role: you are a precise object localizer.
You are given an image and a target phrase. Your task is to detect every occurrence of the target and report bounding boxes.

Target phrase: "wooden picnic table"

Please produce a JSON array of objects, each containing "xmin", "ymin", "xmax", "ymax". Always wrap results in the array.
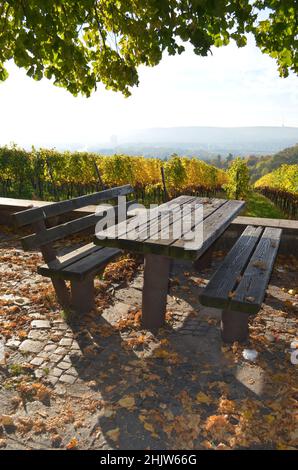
[{"xmin": 94, "ymin": 195, "xmax": 244, "ymax": 330}]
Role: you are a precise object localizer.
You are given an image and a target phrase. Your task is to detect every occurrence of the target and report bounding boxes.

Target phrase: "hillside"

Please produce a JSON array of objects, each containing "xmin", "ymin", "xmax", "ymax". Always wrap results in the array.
[
  {"xmin": 255, "ymin": 164, "xmax": 298, "ymax": 194},
  {"xmin": 247, "ymin": 144, "xmax": 298, "ymax": 182}
]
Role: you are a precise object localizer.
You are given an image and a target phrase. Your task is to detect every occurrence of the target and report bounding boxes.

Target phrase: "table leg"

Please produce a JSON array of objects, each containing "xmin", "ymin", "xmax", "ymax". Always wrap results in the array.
[
  {"xmin": 221, "ymin": 309, "xmax": 250, "ymax": 343},
  {"xmin": 142, "ymin": 253, "xmax": 171, "ymax": 331},
  {"xmin": 193, "ymin": 246, "xmax": 213, "ymax": 271},
  {"xmin": 71, "ymin": 276, "xmax": 95, "ymax": 314}
]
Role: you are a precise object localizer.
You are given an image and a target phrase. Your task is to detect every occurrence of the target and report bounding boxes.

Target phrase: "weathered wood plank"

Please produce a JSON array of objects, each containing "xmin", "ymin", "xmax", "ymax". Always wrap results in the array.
[
  {"xmin": 127, "ymin": 195, "xmax": 199, "ymax": 240},
  {"xmin": 141, "ymin": 254, "xmax": 171, "ymax": 330},
  {"xmin": 39, "ymin": 245, "xmax": 120, "ymax": 280},
  {"xmin": 21, "ymin": 200, "xmax": 136, "ymax": 250},
  {"xmin": 62, "ymin": 247, "xmax": 121, "ymax": 280},
  {"xmin": 143, "ymin": 198, "xmax": 226, "ymax": 250},
  {"xmin": 95, "ymin": 195, "xmax": 194, "ymax": 244},
  {"xmin": 37, "ymin": 243, "xmax": 105, "ymax": 276},
  {"xmin": 130, "ymin": 196, "xmax": 199, "ymax": 242},
  {"xmin": 230, "ymin": 227, "xmax": 282, "ymax": 313},
  {"xmin": 0, "ymin": 197, "xmax": 53, "ymax": 209},
  {"xmin": 71, "ymin": 275, "xmax": 95, "ymax": 313},
  {"xmin": 169, "ymin": 200, "xmax": 245, "ymax": 260},
  {"xmin": 32, "ymin": 220, "xmax": 71, "ymax": 308},
  {"xmin": 13, "ymin": 185, "xmax": 134, "ymax": 227},
  {"xmin": 199, "ymin": 225, "xmax": 263, "ymax": 309},
  {"xmin": 94, "ymin": 197, "xmax": 225, "ymax": 256},
  {"xmin": 94, "ymin": 199, "xmax": 244, "ymax": 260},
  {"xmin": 221, "ymin": 309, "xmax": 250, "ymax": 343},
  {"xmin": 233, "ymin": 216, "xmax": 298, "ymax": 231}
]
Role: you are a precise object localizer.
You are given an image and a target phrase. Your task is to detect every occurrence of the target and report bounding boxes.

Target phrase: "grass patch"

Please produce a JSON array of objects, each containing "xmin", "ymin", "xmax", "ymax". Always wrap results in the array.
[
  {"xmin": 243, "ymin": 192, "xmax": 285, "ymax": 219},
  {"xmin": 9, "ymin": 364, "xmax": 25, "ymax": 376},
  {"xmin": 60, "ymin": 308, "xmax": 76, "ymax": 322}
]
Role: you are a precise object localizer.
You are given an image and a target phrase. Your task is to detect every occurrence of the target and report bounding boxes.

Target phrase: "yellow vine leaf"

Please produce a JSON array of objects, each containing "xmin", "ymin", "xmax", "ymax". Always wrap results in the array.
[
  {"xmin": 106, "ymin": 428, "xmax": 120, "ymax": 443},
  {"xmin": 196, "ymin": 392, "xmax": 213, "ymax": 405},
  {"xmin": 118, "ymin": 395, "xmax": 135, "ymax": 410}
]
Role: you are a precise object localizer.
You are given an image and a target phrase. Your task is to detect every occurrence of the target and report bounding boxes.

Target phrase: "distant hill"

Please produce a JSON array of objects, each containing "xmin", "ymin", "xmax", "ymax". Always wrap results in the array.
[{"xmin": 90, "ymin": 126, "xmax": 298, "ymax": 157}]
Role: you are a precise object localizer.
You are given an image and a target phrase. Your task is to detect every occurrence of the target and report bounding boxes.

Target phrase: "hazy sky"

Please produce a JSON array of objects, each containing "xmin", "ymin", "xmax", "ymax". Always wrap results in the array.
[{"xmin": 0, "ymin": 35, "xmax": 297, "ymax": 149}]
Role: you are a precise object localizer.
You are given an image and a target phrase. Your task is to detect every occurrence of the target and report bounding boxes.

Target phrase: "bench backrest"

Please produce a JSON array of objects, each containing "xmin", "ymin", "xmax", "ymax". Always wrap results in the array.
[{"xmin": 12, "ymin": 185, "xmax": 134, "ymax": 253}]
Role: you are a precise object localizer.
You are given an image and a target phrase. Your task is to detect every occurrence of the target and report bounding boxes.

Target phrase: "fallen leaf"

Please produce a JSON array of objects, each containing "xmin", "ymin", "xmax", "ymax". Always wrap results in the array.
[
  {"xmin": 245, "ymin": 296, "xmax": 255, "ymax": 303},
  {"xmin": 103, "ymin": 408, "xmax": 115, "ymax": 418},
  {"xmin": 66, "ymin": 437, "xmax": 78, "ymax": 450},
  {"xmin": 118, "ymin": 395, "xmax": 135, "ymax": 410},
  {"xmin": 144, "ymin": 422, "xmax": 155, "ymax": 433},
  {"xmin": 1, "ymin": 415, "xmax": 14, "ymax": 427},
  {"xmin": 196, "ymin": 392, "xmax": 212, "ymax": 405},
  {"xmin": 106, "ymin": 428, "xmax": 120, "ymax": 442},
  {"xmin": 205, "ymin": 415, "xmax": 234, "ymax": 441},
  {"xmin": 218, "ymin": 398, "xmax": 236, "ymax": 414},
  {"xmin": 252, "ymin": 260, "xmax": 267, "ymax": 270}
]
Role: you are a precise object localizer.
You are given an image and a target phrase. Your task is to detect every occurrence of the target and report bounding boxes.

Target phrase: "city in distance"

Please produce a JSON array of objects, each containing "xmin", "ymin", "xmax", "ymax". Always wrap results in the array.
[{"xmin": 88, "ymin": 126, "xmax": 298, "ymax": 159}]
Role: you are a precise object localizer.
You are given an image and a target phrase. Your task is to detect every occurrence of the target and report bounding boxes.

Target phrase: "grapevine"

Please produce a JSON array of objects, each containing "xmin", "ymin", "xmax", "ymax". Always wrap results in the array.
[
  {"xmin": 0, "ymin": 146, "xmax": 227, "ymax": 204},
  {"xmin": 255, "ymin": 165, "xmax": 298, "ymax": 218}
]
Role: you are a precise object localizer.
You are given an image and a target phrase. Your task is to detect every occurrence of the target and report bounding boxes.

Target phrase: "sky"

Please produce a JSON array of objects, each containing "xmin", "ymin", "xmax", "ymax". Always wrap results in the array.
[{"xmin": 0, "ymin": 35, "xmax": 297, "ymax": 149}]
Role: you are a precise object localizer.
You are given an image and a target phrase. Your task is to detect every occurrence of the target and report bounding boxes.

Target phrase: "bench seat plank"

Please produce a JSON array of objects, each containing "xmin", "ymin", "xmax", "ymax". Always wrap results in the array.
[
  {"xmin": 230, "ymin": 227, "xmax": 282, "ymax": 314},
  {"xmin": 38, "ymin": 243, "xmax": 104, "ymax": 273},
  {"xmin": 199, "ymin": 226, "xmax": 282, "ymax": 315},
  {"xmin": 38, "ymin": 244, "xmax": 121, "ymax": 280},
  {"xmin": 62, "ymin": 247, "xmax": 121, "ymax": 280},
  {"xmin": 199, "ymin": 225, "xmax": 263, "ymax": 309}
]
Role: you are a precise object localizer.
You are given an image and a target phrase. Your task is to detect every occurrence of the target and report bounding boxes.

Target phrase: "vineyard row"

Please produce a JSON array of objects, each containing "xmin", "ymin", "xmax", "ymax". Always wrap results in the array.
[
  {"xmin": 0, "ymin": 147, "xmax": 227, "ymax": 203},
  {"xmin": 257, "ymin": 187, "xmax": 298, "ymax": 219},
  {"xmin": 254, "ymin": 164, "xmax": 298, "ymax": 218}
]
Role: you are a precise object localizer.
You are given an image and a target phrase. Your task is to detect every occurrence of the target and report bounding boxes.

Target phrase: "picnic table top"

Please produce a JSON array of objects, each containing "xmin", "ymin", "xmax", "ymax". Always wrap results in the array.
[
  {"xmin": 94, "ymin": 195, "xmax": 245, "ymax": 261},
  {"xmin": 0, "ymin": 197, "xmax": 54, "ymax": 210}
]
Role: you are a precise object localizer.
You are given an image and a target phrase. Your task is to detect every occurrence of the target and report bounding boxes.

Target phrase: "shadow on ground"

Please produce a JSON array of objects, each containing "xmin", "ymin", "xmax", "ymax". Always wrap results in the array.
[{"xmin": 0, "ymin": 229, "xmax": 297, "ymax": 449}]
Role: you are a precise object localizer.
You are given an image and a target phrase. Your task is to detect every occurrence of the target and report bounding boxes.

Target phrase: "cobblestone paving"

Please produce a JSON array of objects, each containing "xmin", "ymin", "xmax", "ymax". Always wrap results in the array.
[{"xmin": 0, "ymin": 228, "xmax": 297, "ymax": 450}]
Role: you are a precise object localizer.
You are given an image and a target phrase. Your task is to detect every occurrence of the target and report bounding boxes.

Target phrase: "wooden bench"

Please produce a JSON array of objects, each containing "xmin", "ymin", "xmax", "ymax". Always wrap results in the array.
[
  {"xmin": 12, "ymin": 185, "xmax": 135, "ymax": 314},
  {"xmin": 199, "ymin": 225, "xmax": 282, "ymax": 343}
]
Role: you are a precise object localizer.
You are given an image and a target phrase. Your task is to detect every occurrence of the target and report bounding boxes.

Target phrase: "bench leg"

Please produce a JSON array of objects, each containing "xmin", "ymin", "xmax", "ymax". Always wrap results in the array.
[
  {"xmin": 142, "ymin": 253, "xmax": 171, "ymax": 331},
  {"xmin": 70, "ymin": 276, "xmax": 95, "ymax": 314},
  {"xmin": 168, "ymin": 259, "xmax": 174, "ymax": 292},
  {"xmin": 221, "ymin": 309, "xmax": 250, "ymax": 343},
  {"xmin": 193, "ymin": 246, "xmax": 213, "ymax": 271},
  {"xmin": 51, "ymin": 278, "xmax": 71, "ymax": 309}
]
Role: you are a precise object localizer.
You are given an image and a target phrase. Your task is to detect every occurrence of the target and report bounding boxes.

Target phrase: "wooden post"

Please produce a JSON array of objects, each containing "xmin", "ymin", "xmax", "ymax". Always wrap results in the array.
[
  {"xmin": 221, "ymin": 309, "xmax": 250, "ymax": 343},
  {"xmin": 46, "ymin": 158, "xmax": 59, "ymax": 201},
  {"xmin": 160, "ymin": 166, "xmax": 168, "ymax": 203},
  {"xmin": 142, "ymin": 253, "xmax": 171, "ymax": 331},
  {"xmin": 93, "ymin": 159, "xmax": 106, "ymax": 191},
  {"xmin": 70, "ymin": 275, "xmax": 95, "ymax": 313},
  {"xmin": 160, "ymin": 166, "xmax": 173, "ymax": 280},
  {"xmin": 193, "ymin": 246, "xmax": 213, "ymax": 271},
  {"xmin": 33, "ymin": 220, "xmax": 71, "ymax": 309}
]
